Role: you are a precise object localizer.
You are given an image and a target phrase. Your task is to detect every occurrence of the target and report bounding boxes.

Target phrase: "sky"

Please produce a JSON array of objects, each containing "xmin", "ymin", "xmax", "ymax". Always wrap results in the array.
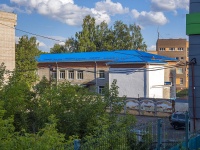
[{"xmin": 0, "ymin": 0, "xmax": 189, "ymax": 52}]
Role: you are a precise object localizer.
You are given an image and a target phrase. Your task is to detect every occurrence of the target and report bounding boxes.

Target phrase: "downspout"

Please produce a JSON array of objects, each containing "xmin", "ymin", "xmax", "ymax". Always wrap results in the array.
[
  {"xmin": 190, "ymin": 58, "xmax": 196, "ymax": 131},
  {"xmin": 56, "ymin": 62, "xmax": 58, "ymax": 86},
  {"xmin": 95, "ymin": 61, "xmax": 98, "ymax": 93},
  {"xmin": 144, "ymin": 63, "xmax": 148, "ymax": 98}
]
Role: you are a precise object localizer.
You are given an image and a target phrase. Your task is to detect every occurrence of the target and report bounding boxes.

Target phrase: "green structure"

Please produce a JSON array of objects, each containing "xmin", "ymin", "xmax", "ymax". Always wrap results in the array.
[{"xmin": 187, "ymin": 0, "xmax": 200, "ymax": 133}]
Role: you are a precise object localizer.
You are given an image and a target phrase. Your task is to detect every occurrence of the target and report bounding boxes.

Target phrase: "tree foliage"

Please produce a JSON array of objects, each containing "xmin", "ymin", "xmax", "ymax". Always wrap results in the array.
[
  {"xmin": 15, "ymin": 35, "xmax": 41, "ymax": 87},
  {"xmin": 51, "ymin": 15, "xmax": 147, "ymax": 53},
  {"xmin": 0, "ymin": 49, "xmax": 154, "ymax": 149}
]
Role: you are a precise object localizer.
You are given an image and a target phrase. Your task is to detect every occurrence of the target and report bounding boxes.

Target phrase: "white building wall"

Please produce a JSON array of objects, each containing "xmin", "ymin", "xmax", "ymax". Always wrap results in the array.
[
  {"xmin": 109, "ymin": 68, "xmax": 145, "ymax": 98},
  {"xmin": 148, "ymin": 65, "xmax": 164, "ymax": 98}
]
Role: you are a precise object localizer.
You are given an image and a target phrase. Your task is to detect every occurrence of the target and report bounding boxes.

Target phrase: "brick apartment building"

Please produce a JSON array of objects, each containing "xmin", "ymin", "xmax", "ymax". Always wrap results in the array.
[
  {"xmin": 150, "ymin": 39, "xmax": 189, "ymax": 90},
  {"xmin": 0, "ymin": 11, "xmax": 17, "ymax": 72}
]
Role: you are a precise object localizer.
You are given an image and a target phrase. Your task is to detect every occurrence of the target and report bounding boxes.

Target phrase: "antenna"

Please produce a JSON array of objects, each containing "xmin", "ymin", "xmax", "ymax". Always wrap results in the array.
[{"xmin": 157, "ymin": 26, "xmax": 160, "ymax": 39}]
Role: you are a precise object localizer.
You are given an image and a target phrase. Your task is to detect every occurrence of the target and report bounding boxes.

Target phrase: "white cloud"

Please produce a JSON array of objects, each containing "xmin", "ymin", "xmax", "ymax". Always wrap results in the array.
[
  {"xmin": 37, "ymin": 40, "xmax": 46, "ymax": 47},
  {"xmin": 0, "ymin": 4, "xmax": 15, "ymax": 12},
  {"xmin": 95, "ymin": 0, "xmax": 129, "ymax": 16},
  {"xmin": 151, "ymin": 0, "xmax": 189, "ymax": 12},
  {"xmin": 9, "ymin": 0, "xmax": 128, "ymax": 26},
  {"xmin": 58, "ymin": 42, "xmax": 65, "ymax": 46},
  {"xmin": 147, "ymin": 45, "xmax": 156, "ymax": 51},
  {"xmin": 0, "ymin": 4, "xmax": 29, "ymax": 13},
  {"xmin": 131, "ymin": 9, "xmax": 168, "ymax": 26}
]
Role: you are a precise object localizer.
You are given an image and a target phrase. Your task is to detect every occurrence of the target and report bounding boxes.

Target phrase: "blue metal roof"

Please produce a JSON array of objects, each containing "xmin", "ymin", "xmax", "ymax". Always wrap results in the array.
[{"xmin": 36, "ymin": 50, "xmax": 176, "ymax": 64}]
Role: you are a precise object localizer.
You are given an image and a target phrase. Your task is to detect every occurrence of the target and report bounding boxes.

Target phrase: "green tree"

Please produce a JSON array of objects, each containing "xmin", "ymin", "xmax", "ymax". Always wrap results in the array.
[
  {"xmin": 50, "ymin": 43, "xmax": 67, "ymax": 53},
  {"xmin": 75, "ymin": 15, "xmax": 96, "ymax": 52},
  {"xmin": 0, "ymin": 101, "xmax": 14, "ymax": 150},
  {"xmin": 51, "ymin": 15, "xmax": 147, "ymax": 52},
  {"xmin": 15, "ymin": 35, "xmax": 41, "ymax": 87},
  {"xmin": 129, "ymin": 24, "xmax": 147, "ymax": 51}
]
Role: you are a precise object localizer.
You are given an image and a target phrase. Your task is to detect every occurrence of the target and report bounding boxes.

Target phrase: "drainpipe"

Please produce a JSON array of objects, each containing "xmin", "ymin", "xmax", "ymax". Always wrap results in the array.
[
  {"xmin": 95, "ymin": 61, "xmax": 98, "ymax": 93},
  {"xmin": 56, "ymin": 62, "xmax": 58, "ymax": 86}
]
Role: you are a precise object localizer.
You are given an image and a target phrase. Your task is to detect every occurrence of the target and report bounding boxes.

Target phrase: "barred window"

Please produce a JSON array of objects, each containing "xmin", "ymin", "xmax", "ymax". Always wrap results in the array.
[
  {"xmin": 52, "ymin": 71, "xmax": 57, "ymax": 79},
  {"xmin": 68, "ymin": 70, "xmax": 74, "ymax": 79},
  {"xmin": 60, "ymin": 70, "xmax": 65, "ymax": 79},
  {"xmin": 77, "ymin": 71, "xmax": 83, "ymax": 79},
  {"xmin": 99, "ymin": 70, "xmax": 105, "ymax": 79},
  {"xmin": 98, "ymin": 86, "xmax": 105, "ymax": 95}
]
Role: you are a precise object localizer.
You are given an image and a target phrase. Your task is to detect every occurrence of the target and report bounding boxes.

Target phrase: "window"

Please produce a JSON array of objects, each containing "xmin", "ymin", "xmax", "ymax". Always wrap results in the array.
[
  {"xmin": 159, "ymin": 48, "xmax": 165, "ymax": 51},
  {"xmin": 77, "ymin": 70, "xmax": 83, "ymax": 79},
  {"xmin": 177, "ymin": 68, "xmax": 183, "ymax": 74},
  {"xmin": 51, "ymin": 71, "xmax": 57, "ymax": 79},
  {"xmin": 175, "ymin": 57, "xmax": 179, "ymax": 60},
  {"xmin": 68, "ymin": 70, "xmax": 74, "ymax": 79},
  {"xmin": 180, "ymin": 78, "xmax": 183, "ymax": 85},
  {"xmin": 169, "ymin": 47, "xmax": 175, "ymax": 51},
  {"xmin": 99, "ymin": 70, "xmax": 105, "ymax": 79},
  {"xmin": 98, "ymin": 86, "xmax": 105, "ymax": 95},
  {"xmin": 180, "ymin": 57, "xmax": 184, "ymax": 60},
  {"xmin": 178, "ymin": 47, "xmax": 184, "ymax": 51},
  {"xmin": 60, "ymin": 70, "xmax": 65, "ymax": 79}
]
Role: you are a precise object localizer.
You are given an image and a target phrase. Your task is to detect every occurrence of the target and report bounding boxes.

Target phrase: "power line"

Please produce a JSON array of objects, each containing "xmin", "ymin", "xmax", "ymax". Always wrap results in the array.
[
  {"xmin": 0, "ymin": 22, "xmax": 65, "ymax": 43},
  {"xmin": 39, "ymin": 62, "xmax": 187, "ymax": 74}
]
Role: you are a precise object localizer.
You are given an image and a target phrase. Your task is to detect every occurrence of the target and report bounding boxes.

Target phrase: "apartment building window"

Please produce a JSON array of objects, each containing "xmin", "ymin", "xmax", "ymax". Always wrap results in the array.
[
  {"xmin": 180, "ymin": 78, "xmax": 183, "ymax": 85},
  {"xmin": 175, "ymin": 57, "xmax": 179, "ymax": 60},
  {"xmin": 159, "ymin": 48, "xmax": 165, "ymax": 51},
  {"xmin": 180, "ymin": 57, "xmax": 184, "ymax": 60},
  {"xmin": 98, "ymin": 86, "xmax": 105, "ymax": 95},
  {"xmin": 77, "ymin": 70, "xmax": 83, "ymax": 79},
  {"xmin": 169, "ymin": 47, "xmax": 175, "ymax": 51},
  {"xmin": 52, "ymin": 71, "xmax": 57, "ymax": 79},
  {"xmin": 68, "ymin": 70, "xmax": 74, "ymax": 79},
  {"xmin": 60, "ymin": 70, "xmax": 65, "ymax": 79},
  {"xmin": 178, "ymin": 47, "xmax": 184, "ymax": 51},
  {"xmin": 99, "ymin": 70, "xmax": 105, "ymax": 79},
  {"xmin": 177, "ymin": 68, "xmax": 183, "ymax": 74}
]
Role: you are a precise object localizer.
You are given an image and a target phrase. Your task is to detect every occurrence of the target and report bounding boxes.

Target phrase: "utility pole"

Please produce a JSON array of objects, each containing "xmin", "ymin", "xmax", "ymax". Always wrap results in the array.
[{"xmin": 186, "ymin": 0, "xmax": 200, "ymax": 132}]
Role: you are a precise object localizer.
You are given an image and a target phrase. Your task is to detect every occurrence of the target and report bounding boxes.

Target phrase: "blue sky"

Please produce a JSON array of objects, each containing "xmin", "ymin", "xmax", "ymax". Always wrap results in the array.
[{"xmin": 0, "ymin": 0, "xmax": 189, "ymax": 52}]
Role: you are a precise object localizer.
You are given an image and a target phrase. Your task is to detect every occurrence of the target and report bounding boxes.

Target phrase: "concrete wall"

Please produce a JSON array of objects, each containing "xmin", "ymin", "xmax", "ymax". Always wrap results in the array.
[
  {"xmin": 0, "ymin": 11, "xmax": 17, "ymax": 71},
  {"xmin": 148, "ymin": 65, "xmax": 164, "ymax": 98},
  {"xmin": 109, "ymin": 68, "xmax": 145, "ymax": 98}
]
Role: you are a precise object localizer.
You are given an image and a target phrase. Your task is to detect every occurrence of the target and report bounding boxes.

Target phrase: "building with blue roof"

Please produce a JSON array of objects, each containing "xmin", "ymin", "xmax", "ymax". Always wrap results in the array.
[{"xmin": 37, "ymin": 50, "xmax": 177, "ymax": 98}]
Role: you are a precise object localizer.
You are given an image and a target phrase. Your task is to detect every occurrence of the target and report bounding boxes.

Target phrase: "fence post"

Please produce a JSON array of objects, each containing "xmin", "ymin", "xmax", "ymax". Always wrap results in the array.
[
  {"xmin": 74, "ymin": 139, "xmax": 80, "ymax": 150},
  {"xmin": 185, "ymin": 111, "xmax": 189, "ymax": 150},
  {"xmin": 139, "ymin": 98, "xmax": 141, "ymax": 115},
  {"xmin": 157, "ymin": 118, "xmax": 162, "ymax": 150},
  {"xmin": 124, "ymin": 100, "xmax": 127, "ymax": 114}
]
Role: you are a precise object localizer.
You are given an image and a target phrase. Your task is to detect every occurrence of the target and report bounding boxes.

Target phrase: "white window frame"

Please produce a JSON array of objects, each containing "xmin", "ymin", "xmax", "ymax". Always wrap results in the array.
[
  {"xmin": 180, "ymin": 78, "xmax": 183, "ymax": 85},
  {"xmin": 169, "ymin": 47, "xmax": 175, "ymax": 51},
  {"xmin": 52, "ymin": 71, "xmax": 57, "ymax": 79},
  {"xmin": 59, "ymin": 70, "xmax": 65, "ymax": 79},
  {"xmin": 159, "ymin": 48, "xmax": 165, "ymax": 51},
  {"xmin": 98, "ymin": 86, "xmax": 104, "ymax": 95},
  {"xmin": 68, "ymin": 70, "xmax": 74, "ymax": 79},
  {"xmin": 99, "ymin": 70, "xmax": 105, "ymax": 79},
  {"xmin": 178, "ymin": 47, "xmax": 184, "ymax": 51},
  {"xmin": 77, "ymin": 70, "xmax": 83, "ymax": 80},
  {"xmin": 177, "ymin": 68, "xmax": 183, "ymax": 74}
]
